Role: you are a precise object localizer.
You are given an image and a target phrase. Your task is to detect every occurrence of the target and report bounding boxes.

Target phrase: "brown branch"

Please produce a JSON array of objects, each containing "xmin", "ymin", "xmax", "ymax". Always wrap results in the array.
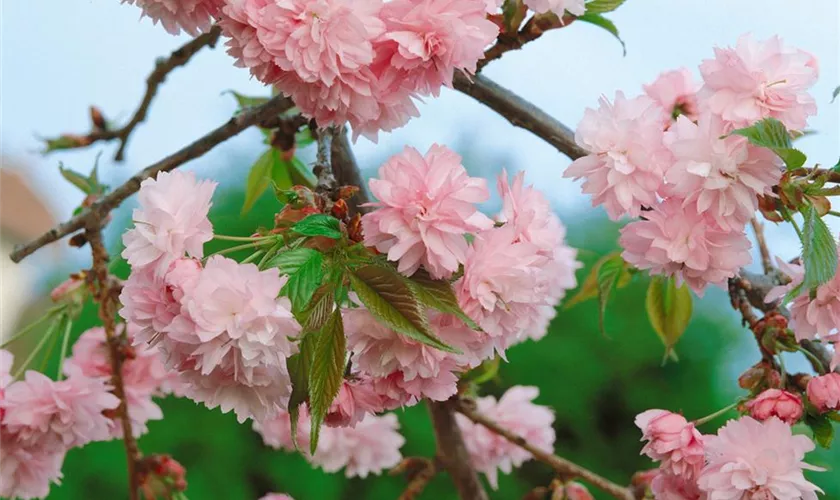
[
  {"xmin": 86, "ymin": 225, "xmax": 140, "ymax": 500},
  {"xmin": 428, "ymin": 399, "xmax": 489, "ymax": 500},
  {"xmin": 454, "ymin": 398, "xmax": 635, "ymax": 500},
  {"xmin": 750, "ymin": 218, "xmax": 773, "ymax": 275},
  {"xmin": 10, "ymin": 94, "xmax": 294, "ymax": 263},
  {"xmin": 391, "ymin": 457, "xmax": 439, "ymax": 500},
  {"xmin": 788, "ymin": 167, "xmax": 840, "ymax": 184},
  {"xmin": 46, "ymin": 26, "xmax": 222, "ymax": 161},
  {"xmin": 331, "ymin": 126, "xmax": 370, "ymax": 206},
  {"xmin": 453, "ymin": 73, "xmax": 586, "ymax": 161},
  {"xmin": 479, "ymin": 13, "xmax": 575, "ymax": 71},
  {"xmin": 313, "ymin": 127, "xmax": 338, "ymax": 195}
]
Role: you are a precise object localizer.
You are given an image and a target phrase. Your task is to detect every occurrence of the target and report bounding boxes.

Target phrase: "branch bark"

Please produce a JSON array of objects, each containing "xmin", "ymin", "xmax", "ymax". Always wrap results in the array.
[
  {"xmin": 453, "ymin": 73, "xmax": 586, "ymax": 161},
  {"xmin": 454, "ymin": 399, "xmax": 635, "ymax": 500},
  {"xmin": 428, "ymin": 400, "xmax": 489, "ymax": 500},
  {"xmin": 331, "ymin": 127, "xmax": 370, "ymax": 207},
  {"xmin": 10, "ymin": 94, "xmax": 294, "ymax": 263}
]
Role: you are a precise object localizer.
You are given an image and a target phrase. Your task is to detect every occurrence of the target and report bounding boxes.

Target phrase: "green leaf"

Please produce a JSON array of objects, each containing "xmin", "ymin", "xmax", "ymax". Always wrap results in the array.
[
  {"xmin": 289, "ymin": 157, "xmax": 317, "ymax": 188},
  {"xmin": 286, "ymin": 332, "xmax": 316, "ymax": 449},
  {"xmin": 565, "ymin": 251, "xmax": 631, "ymax": 309},
  {"xmin": 404, "ymin": 269, "xmax": 480, "ymax": 330},
  {"xmin": 594, "ymin": 254, "xmax": 630, "ymax": 336},
  {"xmin": 292, "ymin": 214, "xmax": 342, "ymax": 239},
  {"xmin": 730, "ymin": 118, "xmax": 807, "ymax": 170},
  {"xmin": 225, "ymin": 90, "xmax": 270, "ymax": 109},
  {"xmin": 501, "ymin": 0, "xmax": 526, "ymax": 33},
  {"xmin": 298, "ymin": 285, "xmax": 336, "ymax": 332},
  {"xmin": 282, "ymin": 251, "xmax": 325, "ymax": 312},
  {"xmin": 460, "ymin": 357, "xmax": 500, "ymax": 385},
  {"xmin": 266, "ymin": 248, "xmax": 322, "ymax": 275},
  {"xmin": 242, "ymin": 149, "xmax": 276, "ymax": 215},
  {"xmin": 349, "ymin": 265, "xmax": 458, "ymax": 353},
  {"xmin": 831, "ymin": 85, "xmax": 840, "ymax": 104},
  {"xmin": 308, "ymin": 309, "xmax": 346, "ymax": 455},
  {"xmin": 645, "ymin": 276, "xmax": 693, "ymax": 362},
  {"xmin": 800, "ymin": 204, "xmax": 838, "ymax": 290},
  {"xmin": 272, "ymin": 158, "xmax": 294, "ymax": 193},
  {"xmin": 59, "ymin": 165, "xmax": 94, "ymax": 194},
  {"xmin": 585, "ymin": 0, "xmax": 626, "ymax": 14},
  {"xmin": 576, "ymin": 13, "xmax": 626, "ymax": 55},
  {"xmin": 806, "ymin": 413, "xmax": 835, "ymax": 449}
]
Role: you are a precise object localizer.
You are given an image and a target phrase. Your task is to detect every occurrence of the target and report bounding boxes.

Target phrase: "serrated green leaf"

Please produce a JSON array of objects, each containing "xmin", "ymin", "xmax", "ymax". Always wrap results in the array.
[
  {"xmin": 646, "ymin": 276, "xmax": 693, "ymax": 362},
  {"xmin": 730, "ymin": 118, "xmax": 807, "ymax": 170},
  {"xmin": 282, "ymin": 251, "xmax": 325, "ymax": 312},
  {"xmin": 286, "ymin": 332, "xmax": 316, "ymax": 449},
  {"xmin": 349, "ymin": 265, "xmax": 458, "ymax": 353},
  {"xmin": 292, "ymin": 214, "xmax": 342, "ymax": 239},
  {"xmin": 565, "ymin": 251, "xmax": 631, "ymax": 309},
  {"xmin": 806, "ymin": 413, "xmax": 834, "ymax": 449},
  {"xmin": 308, "ymin": 309, "xmax": 346, "ymax": 455},
  {"xmin": 576, "ymin": 13, "xmax": 626, "ymax": 55},
  {"xmin": 594, "ymin": 254, "xmax": 629, "ymax": 336},
  {"xmin": 298, "ymin": 285, "xmax": 336, "ymax": 332},
  {"xmin": 242, "ymin": 149, "xmax": 276, "ymax": 215},
  {"xmin": 404, "ymin": 269, "xmax": 479, "ymax": 330},
  {"xmin": 225, "ymin": 90, "xmax": 270, "ymax": 109},
  {"xmin": 266, "ymin": 248, "xmax": 321, "ymax": 275},
  {"xmin": 585, "ymin": 0, "xmax": 626, "ymax": 14},
  {"xmin": 800, "ymin": 204, "xmax": 838, "ymax": 290}
]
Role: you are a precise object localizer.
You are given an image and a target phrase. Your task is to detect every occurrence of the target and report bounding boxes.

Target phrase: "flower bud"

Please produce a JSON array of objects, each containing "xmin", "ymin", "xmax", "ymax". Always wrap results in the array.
[
  {"xmin": 140, "ymin": 454, "xmax": 187, "ymax": 500},
  {"xmin": 554, "ymin": 481, "xmax": 594, "ymax": 500},
  {"xmin": 89, "ymin": 106, "xmax": 107, "ymax": 130},
  {"xmin": 745, "ymin": 389, "xmax": 803, "ymax": 425},
  {"xmin": 806, "ymin": 373, "xmax": 840, "ymax": 413}
]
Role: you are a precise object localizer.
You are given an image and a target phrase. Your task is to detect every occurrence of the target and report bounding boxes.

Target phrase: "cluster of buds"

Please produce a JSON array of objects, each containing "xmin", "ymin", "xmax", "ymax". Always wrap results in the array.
[
  {"xmin": 273, "ymin": 185, "xmax": 365, "ymax": 245},
  {"xmin": 760, "ymin": 168, "xmax": 836, "ymax": 222},
  {"xmin": 42, "ymin": 106, "xmax": 110, "ymax": 153},
  {"xmin": 138, "ymin": 455, "xmax": 187, "ymax": 500},
  {"xmin": 753, "ymin": 311, "xmax": 796, "ymax": 355}
]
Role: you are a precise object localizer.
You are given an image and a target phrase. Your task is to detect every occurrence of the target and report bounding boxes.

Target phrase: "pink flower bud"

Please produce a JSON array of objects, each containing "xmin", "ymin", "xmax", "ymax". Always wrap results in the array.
[
  {"xmin": 555, "ymin": 481, "xmax": 594, "ymax": 500},
  {"xmin": 50, "ymin": 274, "xmax": 86, "ymax": 303},
  {"xmin": 745, "ymin": 389, "xmax": 803, "ymax": 425},
  {"xmin": 807, "ymin": 373, "xmax": 840, "ymax": 413},
  {"xmin": 634, "ymin": 409, "xmax": 705, "ymax": 479}
]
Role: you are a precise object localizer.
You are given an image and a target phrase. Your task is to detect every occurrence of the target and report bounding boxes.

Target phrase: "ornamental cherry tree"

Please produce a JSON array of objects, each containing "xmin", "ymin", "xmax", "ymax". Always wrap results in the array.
[{"xmin": 3, "ymin": 1, "xmax": 839, "ymax": 499}]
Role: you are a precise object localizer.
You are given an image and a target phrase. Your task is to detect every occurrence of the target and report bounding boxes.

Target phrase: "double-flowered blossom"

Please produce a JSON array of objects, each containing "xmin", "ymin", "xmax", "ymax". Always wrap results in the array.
[
  {"xmin": 620, "ymin": 198, "xmax": 752, "ymax": 295},
  {"xmin": 324, "ymin": 377, "xmax": 384, "ymax": 428},
  {"xmin": 644, "ymin": 68, "xmax": 700, "ymax": 122},
  {"xmin": 635, "ymin": 409, "xmax": 705, "ymax": 480},
  {"xmin": 699, "ymin": 34, "xmax": 819, "ymax": 131},
  {"xmin": 362, "ymin": 144, "xmax": 493, "ymax": 279},
  {"xmin": 456, "ymin": 386, "xmax": 555, "ymax": 489},
  {"xmin": 564, "ymin": 92, "xmax": 670, "ymax": 220},
  {"xmin": 698, "ymin": 416, "xmax": 822, "ymax": 499},
  {"xmin": 663, "ymin": 114, "xmax": 782, "ymax": 231},
  {"xmin": 122, "ymin": 171, "xmax": 216, "ymax": 276},
  {"xmin": 123, "ymin": 0, "xmax": 223, "ymax": 36},
  {"xmin": 745, "ymin": 389, "xmax": 803, "ymax": 425},
  {"xmin": 650, "ymin": 471, "xmax": 703, "ymax": 500},
  {"xmin": 807, "ymin": 373, "xmax": 840, "ymax": 413},
  {"xmin": 778, "ymin": 256, "xmax": 840, "ymax": 345},
  {"xmin": 522, "ymin": 0, "xmax": 585, "ymax": 17}
]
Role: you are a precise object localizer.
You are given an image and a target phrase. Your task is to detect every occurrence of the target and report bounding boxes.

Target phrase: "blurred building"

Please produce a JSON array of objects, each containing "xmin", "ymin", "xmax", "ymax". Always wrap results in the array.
[{"xmin": 0, "ymin": 164, "xmax": 56, "ymax": 339}]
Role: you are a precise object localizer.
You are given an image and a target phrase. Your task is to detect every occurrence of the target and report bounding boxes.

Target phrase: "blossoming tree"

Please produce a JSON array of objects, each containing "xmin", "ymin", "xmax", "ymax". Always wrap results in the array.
[{"xmin": 3, "ymin": 0, "xmax": 839, "ymax": 499}]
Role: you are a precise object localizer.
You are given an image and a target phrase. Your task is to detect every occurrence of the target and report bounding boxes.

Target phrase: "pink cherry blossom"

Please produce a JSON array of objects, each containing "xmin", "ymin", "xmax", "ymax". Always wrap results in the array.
[
  {"xmin": 325, "ymin": 377, "xmax": 384, "ymax": 428},
  {"xmin": 362, "ymin": 144, "xmax": 493, "ymax": 279},
  {"xmin": 698, "ymin": 416, "xmax": 822, "ymax": 500},
  {"xmin": 122, "ymin": 0, "xmax": 223, "ymax": 36},
  {"xmin": 807, "ymin": 373, "xmax": 840, "ymax": 413},
  {"xmin": 253, "ymin": 407, "xmax": 312, "ymax": 452},
  {"xmin": 764, "ymin": 257, "xmax": 804, "ymax": 304},
  {"xmin": 523, "ymin": 0, "xmax": 585, "ymax": 17},
  {"xmin": 456, "ymin": 386, "xmax": 555, "ymax": 489},
  {"xmin": 786, "ymin": 256, "xmax": 840, "ymax": 342},
  {"xmin": 379, "ymin": 0, "xmax": 498, "ymax": 96},
  {"xmin": 260, "ymin": 494, "xmax": 294, "ymax": 500},
  {"xmin": 699, "ymin": 34, "xmax": 819, "ymax": 131},
  {"xmin": 313, "ymin": 413, "xmax": 405, "ymax": 478},
  {"xmin": 635, "ymin": 409, "xmax": 705, "ymax": 480},
  {"xmin": 554, "ymin": 481, "xmax": 595, "ymax": 500},
  {"xmin": 565, "ymin": 92, "xmax": 670, "ymax": 220},
  {"xmin": 644, "ymin": 68, "xmax": 700, "ymax": 123},
  {"xmin": 0, "ymin": 440, "xmax": 64, "ymax": 500},
  {"xmin": 663, "ymin": 114, "xmax": 782, "ymax": 231},
  {"xmin": 1, "ymin": 370, "xmax": 119, "ymax": 452},
  {"xmin": 650, "ymin": 471, "xmax": 702, "ymax": 500},
  {"xmin": 122, "ymin": 171, "xmax": 216, "ymax": 275},
  {"xmin": 745, "ymin": 389, "xmax": 803, "ymax": 425},
  {"xmin": 620, "ymin": 199, "xmax": 752, "ymax": 295}
]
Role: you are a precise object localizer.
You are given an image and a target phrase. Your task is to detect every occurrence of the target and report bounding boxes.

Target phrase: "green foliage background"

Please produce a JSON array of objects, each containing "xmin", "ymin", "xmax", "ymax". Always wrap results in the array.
[{"xmin": 9, "ymin": 147, "xmax": 839, "ymax": 500}]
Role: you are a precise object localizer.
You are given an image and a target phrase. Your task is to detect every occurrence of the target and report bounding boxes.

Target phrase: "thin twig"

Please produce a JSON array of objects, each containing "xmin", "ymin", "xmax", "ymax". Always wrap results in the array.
[
  {"xmin": 428, "ymin": 400, "xmax": 489, "ymax": 500},
  {"xmin": 391, "ymin": 457, "xmax": 439, "ymax": 500},
  {"xmin": 750, "ymin": 218, "xmax": 773, "ymax": 275},
  {"xmin": 86, "ymin": 225, "xmax": 140, "ymax": 500},
  {"xmin": 454, "ymin": 398, "xmax": 634, "ymax": 500},
  {"xmin": 10, "ymin": 94, "xmax": 294, "ymax": 263},
  {"xmin": 453, "ymin": 73, "xmax": 586, "ymax": 161},
  {"xmin": 330, "ymin": 126, "xmax": 371, "ymax": 210}
]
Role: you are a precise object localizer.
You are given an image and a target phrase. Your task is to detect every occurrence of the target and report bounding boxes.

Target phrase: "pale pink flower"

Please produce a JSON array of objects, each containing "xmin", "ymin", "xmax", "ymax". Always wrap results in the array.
[
  {"xmin": 663, "ymin": 114, "xmax": 782, "ymax": 231},
  {"xmin": 362, "ymin": 144, "xmax": 493, "ymax": 279},
  {"xmin": 644, "ymin": 68, "xmax": 700, "ymax": 122},
  {"xmin": 260, "ymin": 494, "xmax": 294, "ymax": 500},
  {"xmin": 1, "ymin": 371, "xmax": 119, "ymax": 452},
  {"xmin": 379, "ymin": 0, "xmax": 498, "ymax": 96},
  {"xmin": 325, "ymin": 377, "xmax": 384, "ymax": 428},
  {"xmin": 523, "ymin": 0, "xmax": 585, "ymax": 17},
  {"xmin": 456, "ymin": 386, "xmax": 555, "ymax": 489},
  {"xmin": 432, "ymin": 313, "xmax": 494, "ymax": 369},
  {"xmin": 745, "ymin": 389, "xmax": 803, "ymax": 425},
  {"xmin": 0, "ymin": 440, "xmax": 64, "ymax": 500},
  {"xmin": 620, "ymin": 199, "xmax": 752, "ymax": 295},
  {"xmin": 565, "ymin": 92, "xmax": 670, "ymax": 220},
  {"xmin": 635, "ymin": 409, "xmax": 705, "ymax": 480},
  {"xmin": 784, "ymin": 255, "xmax": 840, "ymax": 341},
  {"xmin": 650, "ymin": 471, "xmax": 702, "ymax": 500},
  {"xmin": 698, "ymin": 416, "xmax": 822, "ymax": 500},
  {"xmin": 763, "ymin": 257, "xmax": 804, "ymax": 304},
  {"xmin": 219, "ymin": 0, "xmax": 284, "ymax": 84},
  {"xmin": 807, "ymin": 373, "xmax": 840, "ymax": 413},
  {"xmin": 122, "ymin": 171, "xmax": 216, "ymax": 275},
  {"xmin": 0, "ymin": 349, "xmax": 13, "ymax": 390},
  {"xmin": 554, "ymin": 481, "xmax": 595, "ymax": 500},
  {"xmin": 49, "ymin": 275, "xmax": 86, "ymax": 304},
  {"xmin": 699, "ymin": 34, "xmax": 819, "ymax": 131},
  {"xmin": 253, "ymin": 407, "xmax": 312, "ymax": 452},
  {"xmin": 122, "ymin": 0, "xmax": 223, "ymax": 36},
  {"xmin": 313, "ymin": 413, "xmax": 405, "ymax": 478}
]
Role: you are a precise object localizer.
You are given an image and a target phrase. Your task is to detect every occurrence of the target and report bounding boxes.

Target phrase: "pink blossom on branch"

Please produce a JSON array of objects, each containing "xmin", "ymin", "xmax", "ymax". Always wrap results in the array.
[
  {"xmin": 699, "ymin": 34, "xmax": 819, "ymax": 131},
  {"xmin": 643, "ymin": 68, "xmax": 700, "ymax": 122},
  {"xmin": 745, "ymin": 388, "xmax": 803, "ymax": 425},
  {"xmin": 362, "ymin": 144, "xmax": 493, "ymax": 279},
  {"xmin": 650, "ymin": 471, "xmax": 702, "ymax": 500},
  {"xmin": 634, "ymin": 409, "xmax": 705, "ymax": 480},
  {"xmin": 0, "ymin": 441, "xmax": 64, "ymax": 500},
  {"xmin": 564, "ymin": 92, "xmax": 670, "ymax": 220},
  {"xmin": 324, "ymin": 377, "xmax": 385, "ymax": 428},
  {"xmin": 122, "ymin": 0, "xmax": 223, "ymax": 36},
  {"xmin": 788, "ymin": 256, "xmax": 840, "ymax": 342},
  {"xmin": 260, "ymin": 494, "xmax": 294, "ymax": 500},
  {"xmin": 523, "ymin": 0, "xmax": 585, "ymax": 17},
  {"xmin": 620, "ymin": 199, "xmax": 752, "ymax": 295},
  {"xmin": 807, "ymin": 373, "xmax": 840, "ymax": 413}
]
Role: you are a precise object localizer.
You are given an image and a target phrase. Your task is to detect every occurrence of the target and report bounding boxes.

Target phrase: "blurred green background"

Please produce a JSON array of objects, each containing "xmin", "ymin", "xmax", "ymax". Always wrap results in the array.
[{"xmin": 7, "ymin": 145, "xmax": 839, "ymax": 500}]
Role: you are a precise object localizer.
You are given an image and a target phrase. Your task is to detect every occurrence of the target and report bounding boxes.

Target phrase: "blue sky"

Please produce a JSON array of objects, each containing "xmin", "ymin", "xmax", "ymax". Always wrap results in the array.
[{"xmin": 1, "ymin": 0, "xmax": 838, "ymax": 271}]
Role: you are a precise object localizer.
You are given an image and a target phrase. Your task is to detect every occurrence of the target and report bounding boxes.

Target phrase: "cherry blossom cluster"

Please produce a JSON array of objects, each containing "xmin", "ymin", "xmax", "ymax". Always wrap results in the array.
[{"xmin": 566, "ymin": 34, "xmax": 819, "ymax": 295}]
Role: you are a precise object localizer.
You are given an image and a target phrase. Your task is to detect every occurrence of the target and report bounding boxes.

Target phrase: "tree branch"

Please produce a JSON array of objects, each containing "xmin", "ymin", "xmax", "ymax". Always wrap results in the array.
[
  {"xmin": 46, "ymin": 26, "xmax": 223, "ymax": 161},
  {"xmin": 330, "ymin": 126, "xmax": 371, "ymax": 212},
  {"xmin": 428, "ymin": 400, "xmax": 489, "ymax": 500},
  {"xmin": 86, "ymin": 225, "xmax": 140, "ymax": 500},
  {"xmin": 750, "ymin": 218, "xmax": 773, "ymax": 275},
  {"xmin": 454, "ymin": 398, "xmax": 635, "ymax": 500},
  {"xmin": 10, "ymin": 94, "xmax": 294, "ymax": 263},
  {"xmin": 453, "ymin": 73, "xmax": 586, "ymax": 161},
  {"xmin": 391, "ymin": 457, "xmax": 439, "ymax": 500}
]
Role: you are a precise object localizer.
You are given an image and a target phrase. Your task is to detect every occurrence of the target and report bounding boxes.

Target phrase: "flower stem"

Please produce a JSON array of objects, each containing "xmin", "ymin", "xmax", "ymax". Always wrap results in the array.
[
  {"xmin": 1, "ymin": 305, "xmax": 64, "ymax": 348},
  {"xmin": 693, "ymin": 401, "xmax": 740, "ymax": 427},
  {"xmin": 205, "ymin": 242, "xmax": 264, "ymax": 259},
  {"xmin": 213, "ymin": 234, "xmax": 276, "ymax": 242},
  {"xmin": 56, "ymin": 317, "xmax": 74, "ymax": 380},
  {"xmin": 241, "ymin": 250, "xmax": 265, "ymax": 265}
]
